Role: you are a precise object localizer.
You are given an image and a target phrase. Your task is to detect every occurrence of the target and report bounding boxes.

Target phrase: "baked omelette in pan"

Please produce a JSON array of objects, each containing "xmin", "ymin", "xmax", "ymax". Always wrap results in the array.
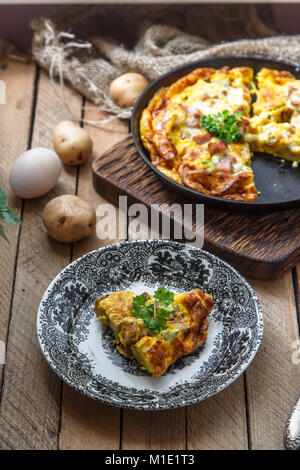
[
  {"xmin": 140, "ymin": 66, "xmax": 300, "ymax": 202},
  {"xmin": 246, "ymin": 68, "xmax": 300, "ymax": 162}
]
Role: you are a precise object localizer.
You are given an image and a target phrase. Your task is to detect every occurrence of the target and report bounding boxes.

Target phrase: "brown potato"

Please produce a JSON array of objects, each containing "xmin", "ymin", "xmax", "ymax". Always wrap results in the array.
[
  {"xmin": 42, "ymin": 194, "xmax": 96, "ymax": 242},
  {"xmin": 109, "ymin": 73, "xmax": 149, "ymax": 108},
  {"xmin": 53, "ymin": 120, "xmax": 93, "ymax": 165}
]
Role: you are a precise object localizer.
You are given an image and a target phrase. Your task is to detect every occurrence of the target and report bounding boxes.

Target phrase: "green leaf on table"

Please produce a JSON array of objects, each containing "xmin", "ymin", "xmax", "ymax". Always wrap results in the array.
[
  {"xmin": 0, "ymin": 186, "xmax": 21, "ymax": 243},
  {"xmin": 0, "ymin": 224, "xmax": 9, "ymax": 243},
  {"xmin": 0, "ymin": 186, "xmax": 7, "ymax": 209},
  {"xmin": 6, "ymin": 207, "xmax": 21, "ymax": 224},
  {"xmin": 1, "ymin": 209, "xmax": 12, "ymax": 226}
]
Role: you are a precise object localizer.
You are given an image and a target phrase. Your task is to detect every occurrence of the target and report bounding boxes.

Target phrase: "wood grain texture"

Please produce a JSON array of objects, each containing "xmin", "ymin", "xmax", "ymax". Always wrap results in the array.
[
  {"xmin": 0, "ymin": 70, "xmax": 82, "ymax": 450},
  {"xmin": 0, "ymin": 59, "xmax": 35, "ymax": 394},
  {"xmin": 59, "ymin": 105, "xmax": 128, "ymax": 450},
  {"xmin": 92, "ymin": 136, "xmax": 300, "ymax": 280},
  {"xmin": 245, "ymin": 273, "xmax": 300, "ymax": 449},
  {"xmin": 0, "ymin": 60, "xmax": 299, "ymax": 451},
  {"xmin": 187, "ymin": 376, "xmax": 248, "ymax": 450},
  {"xmin": 122, "ymin": 409, "xmax": 186, "ymax": 450},
  {"xmin": 122, "ymin": 207, "xmax": 187, "ymax": 450}
]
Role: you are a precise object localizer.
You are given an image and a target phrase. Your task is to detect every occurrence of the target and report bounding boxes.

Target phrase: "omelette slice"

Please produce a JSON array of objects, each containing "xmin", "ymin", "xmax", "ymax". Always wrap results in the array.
[
  {"xmin": 246, "ymin": 68, "xmax": 300, "ymax": 162},
  {"xmin": 95, "ymin": 288, "xmax": 214, "ymax": 377},
  {"xmin": 140, "ymin": 66, "xmax": 258, "ymax": 201},
  {"xmin": 252, "ymin": 67, "xmax": 299, "ymax": 115}
]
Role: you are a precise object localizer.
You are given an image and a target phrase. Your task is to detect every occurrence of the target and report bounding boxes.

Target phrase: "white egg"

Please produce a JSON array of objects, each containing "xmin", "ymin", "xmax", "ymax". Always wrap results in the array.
[{"xmin": 9, "ymin": 147, "xmax": 62, "ymax": 199}]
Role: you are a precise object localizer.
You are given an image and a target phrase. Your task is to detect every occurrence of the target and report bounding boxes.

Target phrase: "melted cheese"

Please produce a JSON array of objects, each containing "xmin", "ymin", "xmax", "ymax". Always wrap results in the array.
[
  {"xmin": 172, "ymin": 79, "xmax": 249, "ymax": 117},
  {"xmin": 247, "ymin": 68, "xmax": 300, "ymax": 161}
]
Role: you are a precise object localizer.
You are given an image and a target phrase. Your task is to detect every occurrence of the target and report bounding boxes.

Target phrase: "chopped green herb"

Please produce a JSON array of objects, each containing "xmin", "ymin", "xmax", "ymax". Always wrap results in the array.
[
  {"xmin": 201, "ymin": 110, "xmax": 243, "ymax": 143},
  {"xmin": 154, "ymin": 287, "xmax": 174, "ymax": 308},
  {"xmin": 0, "ymin": 187, "xmax": 21, "ymax": 243},
  {"xmin": 131, "ymin": 294, "xmax": 148, "ymax": 316},
  {"xmin": 131, "ymin": 287, "xmax": 174, "ymax": 335},
  {"xmin": 161, "ymin": 329, "xmax": 179, "ymax": 341}
]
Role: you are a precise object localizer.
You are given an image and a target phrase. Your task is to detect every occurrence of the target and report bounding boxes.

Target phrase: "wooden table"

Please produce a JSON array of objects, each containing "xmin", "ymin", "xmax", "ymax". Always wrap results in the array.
[{"xmin": 0, "ymin": 58, "xmax": 299, "ymax": 451}]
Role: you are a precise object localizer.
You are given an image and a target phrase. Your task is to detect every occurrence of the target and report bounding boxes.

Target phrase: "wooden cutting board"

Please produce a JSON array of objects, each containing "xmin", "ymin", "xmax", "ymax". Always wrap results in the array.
[{"xmin": 92, "ymin": 135, "xmax": 300, "ymax": 280}]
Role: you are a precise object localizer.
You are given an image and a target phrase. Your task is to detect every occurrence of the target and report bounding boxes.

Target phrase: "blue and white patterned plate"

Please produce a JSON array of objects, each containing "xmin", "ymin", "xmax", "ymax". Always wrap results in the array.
[{"xmin": 36, "ymin": 240, "xmax": 263, "ymax": 410}]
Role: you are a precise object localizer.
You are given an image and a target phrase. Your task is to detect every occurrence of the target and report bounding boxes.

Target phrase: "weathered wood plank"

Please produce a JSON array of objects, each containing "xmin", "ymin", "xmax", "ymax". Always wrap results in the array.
[
  {"xmin": 0, "ymin": 60, "xmax": 298, "ymax": 451},
  {"xmin": 0, "ymin": 59, "xmax": 35, "ymax": 395},
  {"xmin": 187, "ymin": 376, "xmax": 248, "ymax": 450},
  {"xmin": 0, "ymin": 70, "xmax": 82, "ymax": 449},
  {"xmin": 122, "ymin": 409, "xmax": 186, "ymax": 450},
  {"xmin": 245, "ymin": 273, "xmax": 300, "ymax": 450},
  {"xmin": 59, "ymin": 106, "xmax": 128, "ymax": 450}
]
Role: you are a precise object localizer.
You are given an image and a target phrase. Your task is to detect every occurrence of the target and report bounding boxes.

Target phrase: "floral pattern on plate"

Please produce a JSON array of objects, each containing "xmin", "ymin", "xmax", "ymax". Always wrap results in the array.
[{"xmin": 37, "ymin": 240, "xmax": 263, "ymax": 410}]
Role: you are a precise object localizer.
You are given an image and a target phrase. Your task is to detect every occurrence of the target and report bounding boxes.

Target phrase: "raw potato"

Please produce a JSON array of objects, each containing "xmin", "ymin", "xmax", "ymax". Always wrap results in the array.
[
  {"xmin": 42, "ymin": 194, "xmax": 96, "ymax": 242},
  {"xmin": 109, "ymin": 73, "xmax": 149, "ymax": 108},
  {"xmin": 53, "ymin": 120, "xmax": 93, "ymax": 165}
]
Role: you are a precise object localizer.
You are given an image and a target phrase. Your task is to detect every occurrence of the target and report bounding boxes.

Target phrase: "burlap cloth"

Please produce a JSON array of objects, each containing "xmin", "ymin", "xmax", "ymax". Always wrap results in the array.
[
  {"xmin": 29, "ymin": 6, "xmax": 300, "ymax": 123},
  {"xmin": 0, "ymin": 39, "xmax": 19, "ymax": 59}
]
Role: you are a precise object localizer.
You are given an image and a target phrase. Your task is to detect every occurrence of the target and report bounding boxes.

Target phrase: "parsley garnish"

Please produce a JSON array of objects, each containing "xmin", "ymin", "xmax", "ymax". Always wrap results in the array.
[
  {"xmin": 0, "ymin": 186, "xmax": 21, "ymax": 243},
  {"xmin": 201, "ymin": 110, "xmax": 243, "ymax": 143},
  {"xmin": 131, "ymin": 287, "xmax": 174, "ymax": 335}
]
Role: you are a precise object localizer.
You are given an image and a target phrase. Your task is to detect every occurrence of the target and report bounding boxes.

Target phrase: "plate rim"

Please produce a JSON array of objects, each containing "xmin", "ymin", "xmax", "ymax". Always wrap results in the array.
[
  {"xmin": 131, "ymin": 55, "xmax": 300, "ymax": 210},
  {"xmin": 36, "ymin": 239, "xmax": 264, "ymax": 410}
]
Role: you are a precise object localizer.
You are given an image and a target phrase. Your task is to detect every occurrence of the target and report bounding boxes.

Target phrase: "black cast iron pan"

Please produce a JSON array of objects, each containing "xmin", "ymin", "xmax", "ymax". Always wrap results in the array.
[{"xmin": 131, "ymin": 56, "xmax": 300, "ymax": 211}]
